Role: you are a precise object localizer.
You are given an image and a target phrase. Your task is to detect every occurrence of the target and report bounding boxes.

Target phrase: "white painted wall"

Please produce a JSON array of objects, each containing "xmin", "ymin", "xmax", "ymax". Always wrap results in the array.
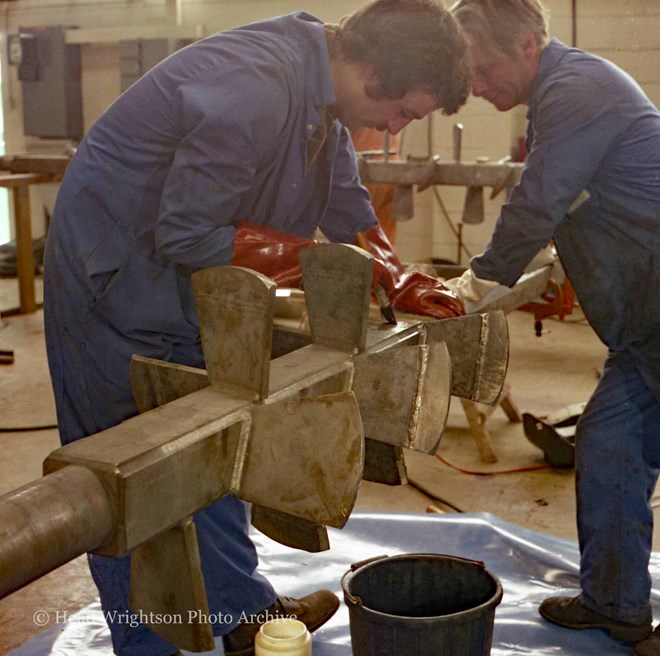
[{"xmin": 0, "ymin": 0, "xmax": 657, "ymax": 257}]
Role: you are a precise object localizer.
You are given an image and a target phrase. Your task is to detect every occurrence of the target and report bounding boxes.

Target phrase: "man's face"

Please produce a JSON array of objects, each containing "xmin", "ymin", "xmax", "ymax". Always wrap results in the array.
[
  {"xmin": 332, "ymin": 66, "xmax": 440, "ymax": 134},
  {"xmin": 466, "ymin": 35, "xmax": 538, "ymax": 111}
]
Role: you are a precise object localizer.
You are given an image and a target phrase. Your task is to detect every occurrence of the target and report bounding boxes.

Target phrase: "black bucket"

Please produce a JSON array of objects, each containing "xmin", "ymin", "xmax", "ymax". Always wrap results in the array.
[{"xmin": 341, "ymin": 554, "xmax": 503, "ymax": 656}]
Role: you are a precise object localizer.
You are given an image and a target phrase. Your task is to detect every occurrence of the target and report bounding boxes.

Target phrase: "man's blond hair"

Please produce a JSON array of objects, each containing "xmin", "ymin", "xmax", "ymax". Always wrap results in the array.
[{"xmin": 450, "ymin": 0, "xmax": 550, "ymax": 57}]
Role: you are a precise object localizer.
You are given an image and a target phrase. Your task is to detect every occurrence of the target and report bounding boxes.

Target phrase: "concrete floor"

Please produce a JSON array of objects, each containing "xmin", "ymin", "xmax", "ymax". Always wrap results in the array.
[{"xmin": 0, "ymin": 273, "xmax": 644, "ymax": 654}]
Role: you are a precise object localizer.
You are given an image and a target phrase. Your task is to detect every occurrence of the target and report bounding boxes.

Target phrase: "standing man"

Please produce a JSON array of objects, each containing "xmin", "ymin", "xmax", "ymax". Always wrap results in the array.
[
  {"xmin": 43, "ymin": 1, "xmax": 471, "ymax": 654},
  {"xmin": 449, "ymin": 0, "xmax": 660, "ymax": 654}
]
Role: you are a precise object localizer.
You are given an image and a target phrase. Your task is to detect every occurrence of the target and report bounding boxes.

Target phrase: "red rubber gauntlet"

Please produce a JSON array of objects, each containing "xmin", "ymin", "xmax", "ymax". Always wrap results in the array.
[
  {"xmin": 231, "ymin": 221, "xmax": 464, "ymax": 320},
  {"xmin": 230, "ymin": 221, "xmax": 394, "ymax": 294},
  {"xmin": 390, "ymin": 270, "xmax": 465, "ymax": 319},
  {"xmin": 356, "ymin": 225, "xmax": 465, "ymax": 319},
  {"xmin": 230, "ymin": 221, "xmax": 311, "ymax": 288}
]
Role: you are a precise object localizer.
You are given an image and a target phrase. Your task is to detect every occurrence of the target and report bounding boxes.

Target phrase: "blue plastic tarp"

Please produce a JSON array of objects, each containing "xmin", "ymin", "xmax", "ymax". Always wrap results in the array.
[{"xmin": 10, "ymin": 512, "xmax": 660, "ymax": 655}]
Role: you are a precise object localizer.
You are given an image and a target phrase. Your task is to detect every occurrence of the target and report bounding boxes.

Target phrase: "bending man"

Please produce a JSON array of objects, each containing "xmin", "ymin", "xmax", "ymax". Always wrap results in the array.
[
  {"xmin": 44, "ymin": 1, "xmax": 471, "ymax": 654},
  {"xmin": 449, "ymin": 0, "xmax": 660, "ymax": 654}
]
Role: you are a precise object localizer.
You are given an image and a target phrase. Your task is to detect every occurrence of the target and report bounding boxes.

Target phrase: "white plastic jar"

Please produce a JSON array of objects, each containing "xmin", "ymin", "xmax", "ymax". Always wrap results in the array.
[{"xmin": 254, "ymin": 618, "xmax": 312, "ymax": 656}]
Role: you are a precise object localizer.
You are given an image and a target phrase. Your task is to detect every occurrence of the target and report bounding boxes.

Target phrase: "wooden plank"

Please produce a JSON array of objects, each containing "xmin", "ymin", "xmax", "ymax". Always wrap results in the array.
[
  {"xmin": 0, "ymin": 155, "xmax": 70, "ymax": 176},
  {"xmin": 0, "ymin": 173, "xmax": 54, "ymax": 187},
  {"xmin": 12, "ymin": 185, "xmax": 36, "ymax": 314}
]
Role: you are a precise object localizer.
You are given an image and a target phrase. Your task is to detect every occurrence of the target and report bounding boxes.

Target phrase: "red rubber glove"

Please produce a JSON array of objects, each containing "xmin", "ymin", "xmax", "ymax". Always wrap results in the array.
[
  {"xmin": 390, "ymin": 271, "xmax": 465, "ymax": 319},
  {"xmin": 231, "ymin": 220, "xmax": 395, "ymax": 293},
  {"xmin": 356, "ymin": 225, "xmax": 465, "ymax": 319},
  {"xmin": 231, "ymin": 221, "xmax": 310, "ymax": 287},
  {"xmin": 231, "ymin": 221, "xmax": 464, "ymax": 319}
]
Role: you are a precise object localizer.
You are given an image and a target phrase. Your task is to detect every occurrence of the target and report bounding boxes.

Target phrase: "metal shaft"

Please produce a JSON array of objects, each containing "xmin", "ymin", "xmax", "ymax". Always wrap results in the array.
[{"xmin": 0, "ymin": 465, "xmax": 113, "ymax": 597}]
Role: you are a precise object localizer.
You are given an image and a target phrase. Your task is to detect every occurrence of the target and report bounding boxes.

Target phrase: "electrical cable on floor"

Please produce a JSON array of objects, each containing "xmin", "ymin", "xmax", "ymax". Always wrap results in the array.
[
  {"xmin": 435, "ymin": 453, "xmax": 552, "ymax": 476},
  {"xmin": 406, "ymin": 475, "xmax": 465, "ymax": 513},
  {"xmin": 0, "ymin": 423, "xmax": 57, "ymax": 432},
  {"xmin": 559, "ymin": 315, "xmax": 589, "ymax": 325}
]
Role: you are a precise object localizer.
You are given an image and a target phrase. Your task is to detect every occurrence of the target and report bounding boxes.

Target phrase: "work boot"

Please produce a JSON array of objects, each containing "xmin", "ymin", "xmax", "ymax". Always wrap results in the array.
[
  {"xmin": 223, "ymin": 590, "xmax": 340, "ymax": 656},
  {"xmin": 635, "ymin": 626, "xmax": 660, "ymax": 655},
  {"xmin": 539, "ymin": 596, "xmax": 652, "ymax": 642}
]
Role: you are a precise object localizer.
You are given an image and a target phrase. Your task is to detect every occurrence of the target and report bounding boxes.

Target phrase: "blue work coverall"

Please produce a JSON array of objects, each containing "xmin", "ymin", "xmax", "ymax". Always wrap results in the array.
[
  {"xmin": 44, "ymin": 12, "xmax": 376, "ymax": 655},
  {"xmin": 471, "ymin": 39, "xmax": 660, "ymax": 624}
]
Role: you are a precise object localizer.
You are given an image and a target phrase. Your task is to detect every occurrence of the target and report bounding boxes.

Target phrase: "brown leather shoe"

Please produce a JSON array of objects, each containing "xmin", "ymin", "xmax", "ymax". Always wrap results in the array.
[
  {"xmin": 635, "ymin": 626, "xmax": 660, "ymax": 656},
  {"xmin": 223, "ymin": 590, "xmax": 340, "ymax": 656},
  {"xmin": 539, "ymin": 595, "xmax": 652, "ymax": 642}
]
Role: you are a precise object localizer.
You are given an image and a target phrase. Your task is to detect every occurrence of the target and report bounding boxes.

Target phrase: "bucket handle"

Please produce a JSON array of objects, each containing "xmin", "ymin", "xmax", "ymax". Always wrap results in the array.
[
  {"xmin": 435, "ymin": 553, "xmax": 488, "ymax": 569},
  {"xmin": 341, "ymin": 553, "xmax": 490, "ymax": 607},
  {"xmin": 341, "ymin": 555, "xmax": 389, "ymax": 607},
  {"xmin": 350, "ymin": 555, "xmax": 390, "ymax": 571}
]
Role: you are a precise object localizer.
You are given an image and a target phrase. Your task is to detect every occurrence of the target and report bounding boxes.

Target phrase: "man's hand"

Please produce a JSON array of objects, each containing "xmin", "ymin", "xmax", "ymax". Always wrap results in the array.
[
  {"xmin": 443, "ymin": 268, "xmax": 510, "ymax": 313},
  {"xmin": 355, "ymin": 225, "xmax": 464, "ymax": 319},
  {"xmin": 231, "ymin": 221, "xmax": 465, "ymax": 320},
  {"xmin": 390, "ymin": 271, "xmax": 465, "ymax": 319},
  {"xmin": 231, "ymin": 221, "xmax": 312, "ymax": 288}
]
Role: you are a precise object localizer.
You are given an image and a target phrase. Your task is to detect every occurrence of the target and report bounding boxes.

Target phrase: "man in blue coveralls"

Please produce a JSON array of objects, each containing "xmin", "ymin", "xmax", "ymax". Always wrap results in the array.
[
  {"xmin": 43, "ymin": 1, "xmax": 472, "ymax": 654},
  {"xmin": 448, "ymin": 0, "xmax": 660, "ymax": 654}
]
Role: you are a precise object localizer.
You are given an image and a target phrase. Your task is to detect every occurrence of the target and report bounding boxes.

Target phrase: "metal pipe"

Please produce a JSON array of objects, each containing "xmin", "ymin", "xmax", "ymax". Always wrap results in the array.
[
  {"xmin": 457, "ymin": 222, "xmax": 463, "ymax": 265},
  {"xmin": 453, "ymin": 123, "xmax": 463, "ymax": 163},
  {"xmin": 0, "ymin": 465, "xmax": 114, "ymax": 598},
  {"xmin": 572, "ymin": 0, "xmax": 578, "ymax": 47},
  {"xmin": 359, "ymin": 160, "xmax": 523, "ymax": 187}
]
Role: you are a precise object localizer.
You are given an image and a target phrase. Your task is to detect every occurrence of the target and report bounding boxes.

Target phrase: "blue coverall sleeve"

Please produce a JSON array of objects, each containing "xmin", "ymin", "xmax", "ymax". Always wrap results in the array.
[
  {"xmin": 472, "ymin": 73, "xmax": 625, "ymax": 286},
  {"xmin": 154, "ymin": 65, "xmax": 287, "ymax": 269},
  {"xmin": 318, "ymin": 127, "xmax": 379, "ymax": 244}
]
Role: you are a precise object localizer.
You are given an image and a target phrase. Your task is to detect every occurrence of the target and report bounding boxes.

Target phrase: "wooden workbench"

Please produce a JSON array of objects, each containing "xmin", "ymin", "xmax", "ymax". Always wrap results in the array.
[{"xmin": 0, "ymin": 155, "xmax": 69, "ymax": 316}]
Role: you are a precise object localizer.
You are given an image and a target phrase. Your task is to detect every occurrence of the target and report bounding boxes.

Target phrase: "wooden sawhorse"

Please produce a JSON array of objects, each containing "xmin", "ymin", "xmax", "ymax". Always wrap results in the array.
[{"xmin": 460, "ymin": 382, "xmax": 522, "ymax": 463}]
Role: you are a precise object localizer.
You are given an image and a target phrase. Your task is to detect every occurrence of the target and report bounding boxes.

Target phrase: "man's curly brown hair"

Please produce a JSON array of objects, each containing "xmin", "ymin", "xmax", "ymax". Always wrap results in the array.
[{"xmin": 335, "ymin": 0, "xmax": 472, "ymax": 115}]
